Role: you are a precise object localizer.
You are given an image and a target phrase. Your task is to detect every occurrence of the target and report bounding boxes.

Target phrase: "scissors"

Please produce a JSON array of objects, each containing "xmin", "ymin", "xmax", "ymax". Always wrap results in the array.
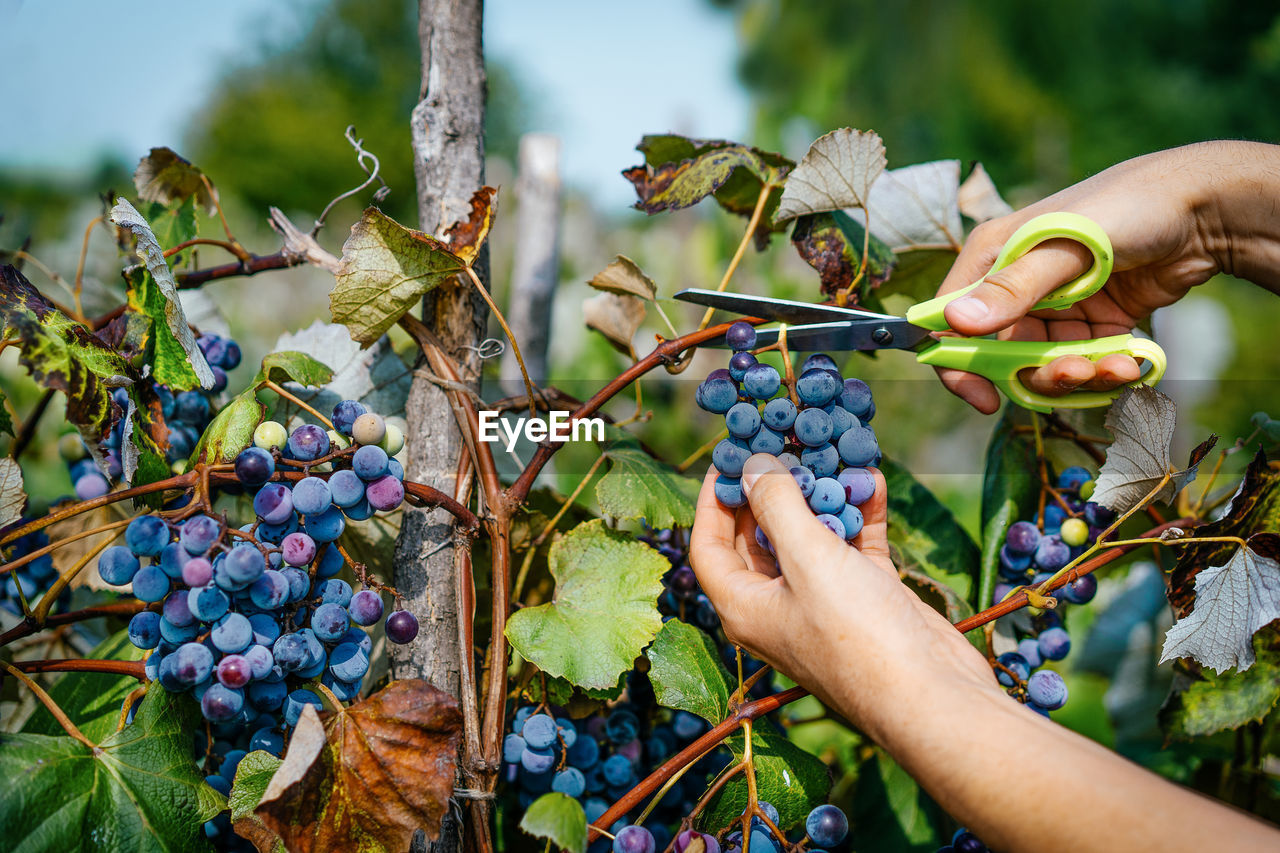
[{"xmin": 674, "ymin": 212, "xmax": 1166, "ymax": 413}]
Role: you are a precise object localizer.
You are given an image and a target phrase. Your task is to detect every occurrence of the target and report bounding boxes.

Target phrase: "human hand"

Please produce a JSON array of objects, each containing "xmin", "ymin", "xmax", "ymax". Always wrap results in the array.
[
  {"xmin": 936, "ymin": 144, "xmax": 1229, "ymax": 413},
  {"xmin": 688, "ymin": 454, "xmax": 993, "ymax": 742}
]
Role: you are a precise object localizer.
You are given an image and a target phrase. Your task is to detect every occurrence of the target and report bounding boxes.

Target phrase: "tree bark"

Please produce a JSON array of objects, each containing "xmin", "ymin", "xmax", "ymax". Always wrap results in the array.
[
  {"xmin": 500, "ymin": 133, "xmax": 562, "ymax": 395},
  {"xmin": 398, "ymin": 1, "xmax": 486, "ymax": 851}
]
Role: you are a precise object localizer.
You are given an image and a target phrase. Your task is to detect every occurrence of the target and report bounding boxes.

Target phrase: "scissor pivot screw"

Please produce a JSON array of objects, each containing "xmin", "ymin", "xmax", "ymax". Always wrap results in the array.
[{"xmin": 872, "ymin": 327, "xmax": 894, "ymax": 346}]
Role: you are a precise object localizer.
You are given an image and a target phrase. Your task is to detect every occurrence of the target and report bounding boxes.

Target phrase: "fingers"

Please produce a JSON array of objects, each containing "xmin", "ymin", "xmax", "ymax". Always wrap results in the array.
[
  {"xmin": 740, "ymin": 454, "xmax": 845, "ymax": 584},
  {"xmin": 689, "ymin": 467, "xmax": 770, "ymax": 606},
  {"xmin": 935, "ymin": 367, "xmax": 1002, "ymax": 414},
  {"xmin": 1018, "ymin": 352, "xmax": 1143, "ymax": 396},
  {"xmin": 943, "ymin": 238, "xmax": 1094, "ymax": 337},
  {"xmin": 852, "ymin": 468, "xmax": 894, "ymax": 573}
]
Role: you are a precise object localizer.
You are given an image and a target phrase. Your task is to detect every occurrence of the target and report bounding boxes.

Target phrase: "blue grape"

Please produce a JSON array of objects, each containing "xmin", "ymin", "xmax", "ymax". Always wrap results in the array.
[
  {"xmin": 74, "ymin": 472, "xmax": 110, "ymax": 500},
  {"xmin": 318, "ymin": 578, "xmax": 353, "ymax": 606},
  {"xmin": 523, "ymin": 714, "xmax": 559, "ymax": 750},
  {"xmin": 728, "ymin": 350, "xmax": 757, "ymax": 382},
  {"xmin": 248, "ymin": 680, "xmax": 288, "ymax": 712},
  {"xmin": 283, "ymin": 689, "xmax": 323, "ymax": 726},
  {"xmin": 712, "ymin": 438, "xmax": 752, "ymax": 478},
  {"xmin": 806, "ymin": 804, "xmax": 848, "ymax": 847},
  {"xmin": 249, "ymin": 727, "xmax": 285, "ymax": 756},
  {"xmin": 128, "ymin": 611, "xmax": 162, "ymax": 649},
  {"xmin": 302, "ymin": 506, "xmax": 346, "ymax": 543},
  {"xmin": 748, "ymin": 426, "xmax": 785, "ymax": 456},
  {"xmin": 725, "ymin": 321, "xmax": 757, "ymax": 351},
  {"xmin": 159, "ymin": 616, "xmax": 199, "ymax": 644},
  {"xmin": 328, "ymin": 469, "xmax": 365, "ymax": 508},
  {"xmin": 162, "ymin": 590, "xmax": 195, "ymax": 627},
  {"xmin": 742, "ymin": 364, "xmax": 781, "ymax": 399},
  {"xmin": 800, "ymin": 442, "xmax": 839, "ymax": 477},
  {"xmin": 826, "ymin": 403, "xmax": 855, "ymax": 438},
  {"xmin": 281, "ymin": 568, "xmax": 310, "ymax": 602},
  {"xmin": 224, "ymin": 544, "xmax": 266, "ymax": 584},
  {"xmin": 802, "ymin": 353, "xmax": 838, "ymax": 372},
  {"xmin": 343, "ymin": 498, "xmax": 375, "ymax": 521},
  {"xmin": 125, "ymin": 515, "xmax": 170, "ymax": 557},
  {"xmin": 1061, "ymin": 574, "xmax": 1098, "ymax": 604},
  {"xmin": 520, "ymin": 746, "xmax": 556, "ymax": 774},
  {"xmin": 567, "ymin": 734, "xmax": 600, "ymax": 769},
  {"xmin": 808, "ymin": 477, "xmax": 844, "ymax": 514},
  {"xmin": 98, "ymin": 546, "xmax": 140, "ymax": 586},
  {"xmin": 132, "ymin": 566, "xmax": 170, "ymax": 603},
  {"xmin": 352, "ymin": 445, "xmax": 389, "ymax": 480},
  {"xmin": 250, "ymin": 570, "xmax": 289, "ymax": 609},
  {"xmin": 273, "ymin": 633, "xmax": 308, "ymax": 672},
  {"xmin": 794, "ymin": 407, "xmax": 833, "ymax": 447},
  {"xmin": 837, "ymin": 467, "xmax": 875, "ymax": 505},
  {"xmin": 1057, "ymin": 466, "xmax": 1091, "ymax": 491},
  {"xmin": 174, "ymin": 391, "xmax": 210, "ymax": 423},
  {"xmin": 796, "ymin": 368, "xmax": 840, "ymax": 407},
  {"xmin": 312, "ymin": 602, "xmax": 350, "ymax": 641},
  {"xmin": 952, "ymin": 830, "xmax": 989, "ymax": 853},
  {"xmin": 1034, "ymin": 535, "xmax": 1070, "ymax": 571},
  {"xmin": 331, "ymin": 400, "xmax": 367, "ymax": 436},
  {"xmin": 328, "ymin": 642, "xmax": 369, "ymax": 681},
  {"xmin": 1026, "ymin": 670, "xmax": 1068, "ymax": 710},
  {"xmin": 1017, "ymin": 637, "xmax": 1044, "ymax": 668},
  {"xmin": 202, "ymin": 684, "xmax": 244, "ymax": 722},
  {"xmin": 1005, "ymin": 520, "xmax": 1040, "ymax": 555},
  {"xmin": 348, "ymin": 589, "xmax": 384, "ymax": 626},
  {"xmin": 995, "ymin": 652, "xmax": 1030, "ymax": 686},
  {"xmin": 244, "ymin": 643, "xmax": 275, "ymax": 679},
  {"xmin": 606, "ymin": 709, "xmax": 640, "ymax": 744},
  {"xmin": 697, "ymin": 378, "xmax": 739, "ymax": 414},
  {"xmin": 713, "ymin": 475, "xmax": 746, "ymax": 507},
  {"xmin": 839, "ymin": 378, "xmax": 873, "ymax": 418},
  {"xmin": 999, "ymin": 543, "xmax": 1033, "ymax": 578},
  {"xmin": 253, "ymin": 483, "xmax": 294, "ymax": 525},
  {"xmin": 790, "ymin": 466, "xmax": 816, "ymax": 498},
  {"xmin": 724, "ymin": 402, "xmax": 761, "ymax": 439},
  {"xmin": 287, "ymin": 424, "xmax": 330, "ymax": 461},
  {"xmin": 173, "ymin": 642, "xmax": 214, "ymax": 686},
  {"xmin": 1038, "ymin": 626, "xmax": 1071, "ymax": 661},
  {"xmin": 613, "ymin": 825, "xmax": 655, "ymax": 853},
  {"xmin": 836, "ymin": 426, "xmax": 878, "ymax": 467},
  {"xmin": 503, "ymin": 733, "xmax": 527, "ymax": 763},
  {"xmin": 292, "ymin": 476, "xmax": 332, "ymax": 515},
  {"xmin": 602, "ymin": 754, "xmax": 634, "ymax": 786},
  {"xmin": 158, "ymin": 542, "xmax": 187, "ymax": 579},
  {"xmin": 386, "ymin": 457, "xmax": 404, "ymax": 480},
  {"xmin": 211, "ymin": 613, "xmax": 253, "ymax": 654},
  {"xmin": 315, "ymin": 544, "xmax": 345, "ymax": 579},
  {"xmin": 761, "ymin": 397, "xmax": 797, "ymax": 430},
  {"xmin": 553, "ymin": 767, "xmax": 587, "ymax": 798},
  {"xmin": 837, "ymin": 503, "xmax": 864, "ymax": 539},
  {"xmin": 814, "ymin": 512, "xmax": 846, "ymax": 539},
  {"xmin": 179, "ymin": 515, "xmax": 221, "ymax": 554}
]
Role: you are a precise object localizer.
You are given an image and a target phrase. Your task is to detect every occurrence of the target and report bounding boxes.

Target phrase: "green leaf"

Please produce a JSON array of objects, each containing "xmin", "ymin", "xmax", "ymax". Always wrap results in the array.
[
  {"xmin": 127, "ymin": 268, "xmax": 202, "ymax": 390},
  {"xmin": 701, "ymin": 728, "xmax": 829, "ymax": 833},
  {"xmin": 144, "ymin": 198, "xmax": 198, "ymax": 264},
  {"xmin": 881, "ymin": 456, "xmax": 978, "ymax": 577},
  {"xmin": 876, "ymin": 248, "xmax": 957, "ymax": 304},
  {"xmin": 850, "ymin": 749, "xmax": 943, "ymax": 851},
  {"xmin": 0, "ymin": 387, "xmax": 13, "ymax": 437},
  {"xmin": 230, "ymin": 750, "xmax": 286, "ymax": 853},
  {"xmin": 505, "ymin": 519, "xmax": 668, "ymax": 690},
  {"xmin": 900, "ymin": 566, "xmax": 975, "ymax": 625},
  {"xmin": 1160, "ymin": 633, "xmax": 1280, "ymax": 739},
  {"xmin": 0, "ymin": 265, "xmax": 132, "ymax": 450},
  {"xmin": 519, "ymin": 792, "xmax": 587, "ymax": 853},
  {"xmin": 252, "ymin": 350, "xmax": 334, "ymax": 387},
  {"xmin": 22, "ymin": 630, "xmax": 146, "ymax": 743},
  {"xmin": 0, "ymin": 687, "xmax": 225, "ymax": 852},
  {"xmin": 645, "ymin": 619, "xmax": 733, "ymax": 725},
  {"xmin": 188, "ymin": 389, "xmax": 265, "ymax": 465},
  {"xmin": 596, "ymin": 431, "xmax": 697, "ymax": 528},
  {"xmin": 331, "ymin": 207, "xmax": 470, "ymax": 345},
  {"xmin": 526, "ymin": 673, "xmax": 624, "ymax": 710},
  {"xmin": 976, "ymin": 407, "xmax": 1039, "ymax": 611}
]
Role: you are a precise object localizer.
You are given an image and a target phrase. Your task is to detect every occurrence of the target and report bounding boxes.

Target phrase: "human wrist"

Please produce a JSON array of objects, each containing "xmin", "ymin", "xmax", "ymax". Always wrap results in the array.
[{"xmin": 1184, "ymin": 140, "xmax": 1280, "ymax": 290}]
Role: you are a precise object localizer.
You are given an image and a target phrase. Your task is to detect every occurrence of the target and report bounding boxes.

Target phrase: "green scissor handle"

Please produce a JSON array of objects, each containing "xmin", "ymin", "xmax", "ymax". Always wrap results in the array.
[
  {"xmin": 902, "ymin": 212, "xmax": 1167, "ymax": 411},
  {"xmin": 905, "ymin": 211, "xmax": 1115, "ymax": 331}
]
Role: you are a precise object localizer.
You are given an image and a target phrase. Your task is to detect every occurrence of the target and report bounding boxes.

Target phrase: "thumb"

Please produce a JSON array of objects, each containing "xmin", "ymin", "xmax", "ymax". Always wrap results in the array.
[
  {"xmin": 943, "ymin": 238, "xmax": 1095, "ymax": 336},
  {"xmin": 740, "ymin": 454, "xmax": 844, "ymax": 580}
]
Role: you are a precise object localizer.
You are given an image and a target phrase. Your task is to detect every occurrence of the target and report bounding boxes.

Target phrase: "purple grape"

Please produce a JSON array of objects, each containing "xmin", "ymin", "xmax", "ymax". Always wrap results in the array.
[
  {"xmin": 1034, "ymin": 535, "xmax": 1070, "ymax": 572},
  {"xmin": 234, "ymin": 447, "xmax": 275, "ymax": 487},
  {"xmin": 728, "ymin": 350, "xmax": 757, "ymax": 381},
  {"xmin": 613, "ymin": 825, "xmax": 655, "ymax": 853},
  {"xmin": 1005, "ymin": 520, "xmax": 1040, "ymax": 555},
  {"xmin": 162, "ymin": 590, "xmax": 195, "ymax": 627},
  {"xmin": 331, "ymin": 400, "xmax": 367, "ymax": 437},
  {"xmin": 1083, "ymin": 501, "xmax": 1116, "ymax": 527},
  {"xmin": 1038, "ymin": 626, "xmax": 1072, "ymax": 661},
  {"xmin": 173, "ymin": 641, "xmax": 214, "ymax": 686},
  {"xmin": 725, "ymin": 321, "xmax": 757, "ymax": 352},
  {"xmin": 217, "ymin": 654, "xmax": 252, "ymax": 688},
  {"xmin": 385, "ymin": 610, "xmax": 419, "ymax": 644},
  {"xmin": 179, "ymin": 515, "xmax": 221, "ymax": 554},
  {"xmin": 805, "ymin": 804, "xmax": 849, "ymax": 847},
  {"xmin": 328, "ymin": 469, "xmax": 365, "ymax": 508},
  {"xmin": 125, "ymin": 515, "xmax": 170, "ymax": 557},
  {"xmin": 201, "ymin": 684, "xmax": 245, "ymax": 722},
  {"xmin": 814, "ymin": 513, "xmax": 846, "ymax": 539},
  {"xmin": 281, "ymin": 532, "xmax": 317, "ymax": 567},
  {"xmin": 253, "ymin": 483, "xmax": 294, "ymax": 525},
  {"xmin": 348, "ymin": 590, "xmax": 384, "ymax": 626},
  {"xmin": 291, "ymin": 476, "xmax": 332, "ymax": 516},
  {"xmin": 366, "ymin": 475, "xmax": 404, "ymax": 511},
  {"xmin": 182, "ymin": 556, "xmax": 213, "ymax": 587},
  {"xmin": 74, "ymin": 473, "xmax": 110, "ymax": 500},
  {"xmin": 1061, "ymin": 574, "xmax": 1098, "ymax": 604},
  {"xmin": 286, "ymin": 424, "xmax": 330, "ymax": 461},
  {"xmin": 244, "ymin": 644, "xmax": 274, "ymax": 680},
  {"xmin": 1026, "ymin": 669, "xmax": 1068, "ymax": 710},
  {"xmin": 224, "ymin": 544, "xmax": 266, "ymax": 584},
  {"xmin": 837, "ymin": 467, "xmax": 876, "ymax": 505},
  {"xmin": 953, "ymin": 830, "xmax": 989, "ymax": 853},
  {"xmin": 675, "ymin": 829, "xmax": 720, "ymax": 853}
]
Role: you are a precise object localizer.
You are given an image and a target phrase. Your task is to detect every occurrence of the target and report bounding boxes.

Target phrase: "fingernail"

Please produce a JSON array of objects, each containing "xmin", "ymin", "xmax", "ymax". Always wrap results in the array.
[
  {"xmin": 947, "ymin": 296, "xmax": 989, "ymax": 327},
  {"xmin": 741, "ymin": 454, "xmax": 782, "ymax": 495}
]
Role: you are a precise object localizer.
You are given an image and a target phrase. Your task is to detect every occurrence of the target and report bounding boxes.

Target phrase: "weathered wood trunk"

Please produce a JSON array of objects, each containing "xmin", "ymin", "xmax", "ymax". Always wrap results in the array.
[{"xmin": 396, "ymin": 1, "xmax": 486, "ymax": 850}]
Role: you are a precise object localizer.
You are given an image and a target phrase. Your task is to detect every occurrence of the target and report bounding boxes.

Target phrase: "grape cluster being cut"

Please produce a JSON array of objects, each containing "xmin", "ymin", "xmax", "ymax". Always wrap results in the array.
[{"xmin": 699, "ymin": 321, "xmax": 880, "ymax": 548}]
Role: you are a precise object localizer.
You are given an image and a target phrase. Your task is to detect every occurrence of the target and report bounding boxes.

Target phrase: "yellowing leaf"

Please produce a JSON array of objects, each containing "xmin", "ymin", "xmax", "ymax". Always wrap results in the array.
[
  {"xmin": 331, "ymin": 208, "xmax": 469, "ymax": 345},
  {"xmin": 774, "ymin": 128, "xmax": 886, "ymax": 223},
  {"xmin": 0, "ymin": 458, "xmax": 25, "ymax": 529},
  {"xmin": 443, "ymin": 186, "xmax": 497, "ymax": 265},
  {"xmin": 133, "ymin": 147, "xmax": 217, "ymax": 214},
  {"xmin": 587, "ymin": 255, "xmax": 657, "ymax": 301},
  {"xmin": 583, "ymin": 292, "xmax": 645, "ymax": 356},
  {"xmin": 624, "ymin": 145, "xmax": 772, "ymax": 214},
  {"xmin": 1160, "ymin": 543, "xmax": 1280, "ymax": 674}
]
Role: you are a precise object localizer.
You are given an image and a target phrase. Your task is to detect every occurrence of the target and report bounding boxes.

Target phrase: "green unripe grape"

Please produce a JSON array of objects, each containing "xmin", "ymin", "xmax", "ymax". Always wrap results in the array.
[
  {"xmin": 378, "ymin": 422, "xmax": 404, "ymax": 456},
  {"xmin": 59, "ymin": 434, "xmax": 87, "ymax": 461},
  {"xmin": 352, "ymin": 413, "xmax": 386, "ymax": 446},
  {"xmin": 254, "ymin": 420, "xmax": 288, "ymax": 450},
  {"xmin": 171, "ymin": 459, "xmax": 187, "ymax": 475},
  {"xmin": 1060, "ymin": 517, "xmax": 1090, "ymax": 547},
  {"xmin": 327, "ymin": 430, "xmax": 350, "ymax": 451},
  {"xmin": 1079, "ymin": 479, "xmax": 1096, "ymax": 500}
]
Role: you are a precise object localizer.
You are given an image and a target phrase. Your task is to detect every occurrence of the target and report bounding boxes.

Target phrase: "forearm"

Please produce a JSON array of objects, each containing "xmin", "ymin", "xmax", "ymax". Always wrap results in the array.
[
  {"xmin": 848, "ymin": 669, "xmax": 1279, "ymax": 853},
  {"xmin": 1186, "ymin": 140, "xmax": 1280, "ymax": 293}
]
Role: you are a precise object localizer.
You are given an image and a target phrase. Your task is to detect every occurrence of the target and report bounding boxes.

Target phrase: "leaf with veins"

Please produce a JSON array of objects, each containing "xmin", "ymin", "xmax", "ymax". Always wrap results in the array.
[
  {"xmin": 588, "ymin": 255, "xmax": 657, "ymax": 301},
  {"xmin": 1092, "ymin": 386, "xmax": 1216, "ymax": 512},
  {"xmin": 1160, "ymin": 544, "xmax": 1280, "ymax": 673},
  {"xmin": 0, "ymin": 458, "xmax": 25, "ymax": 529},
  {"xmin": 957, "ymin": 163, "xmax": 1014, "ymax": 223},
  {"xmin": 583, "ymin": 292, "xmax": 645, "ymax": 357},
  {"xmin": 863, "ymin": 159, "xmax": 966, "ymax": 251},
  {"xmin": 774, "ymin": 128, "xmax": 885, "ymax": 223}
]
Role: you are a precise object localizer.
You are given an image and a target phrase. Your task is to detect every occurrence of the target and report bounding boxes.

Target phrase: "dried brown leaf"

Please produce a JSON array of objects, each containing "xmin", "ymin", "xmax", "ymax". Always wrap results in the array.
[
  {"xmin": 774, "ymin": 128, "xmax": 886, "ymax": 222},
  {"xmin": 133, "ymin": 147, "xmax": 217, "ymax": 214},
  {"xmin": 583, "ymin": 292, "xmax": 645, "ymax": 356},
  {"xmin": 957, "ymin": 163, "xmax": 1014, "ymax": 223},
  {"xmin": 587, "ymin": 255, "xmax": 657, "ymax": 301},
  {"xmin": 443, "ymin": 186, "xmax": 497, "ymax": 264}
]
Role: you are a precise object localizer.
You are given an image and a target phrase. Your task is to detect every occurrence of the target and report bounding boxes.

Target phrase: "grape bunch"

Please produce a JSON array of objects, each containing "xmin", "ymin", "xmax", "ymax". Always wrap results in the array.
[
  {"xmin": 698, "ymin": 321, "xmax": 880, "ymax": 549},
  {"xmin": 988, "ymin": 465, "xmax": 1113, "ymax": 718},
  {"xmin": 0, "ymin": 522, "xmax": 66, "ymax": 616},
  {"xmin": 61, "ymin": 331, "xmax": 245, "ymax": 499}
]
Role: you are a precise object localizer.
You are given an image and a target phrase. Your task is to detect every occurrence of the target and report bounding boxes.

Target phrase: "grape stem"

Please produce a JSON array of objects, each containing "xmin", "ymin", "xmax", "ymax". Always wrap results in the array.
[
  {"xmin": 696, "ymin": 179, "xmax": 777, "ymax": 332},
  {"xmin": 261, "ymin": 380, "xmax": 334, "ymax": 429},
  {"xmin": 11, "ymin": 657, "xmax": 146, "ymax": 679},
  {"xmin": 0, "ymin": 660, "xmax": 97, "ymax": 747}
]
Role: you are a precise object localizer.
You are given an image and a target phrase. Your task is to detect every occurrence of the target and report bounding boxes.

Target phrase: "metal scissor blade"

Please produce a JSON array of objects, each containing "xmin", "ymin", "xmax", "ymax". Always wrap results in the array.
[
  {"xmin": 673, "ymin": 288, "xmax": 897, "ymax": 324},
  {"xmin": 715, "ymin": 318, "xmax": 933, "ymax": 352}
]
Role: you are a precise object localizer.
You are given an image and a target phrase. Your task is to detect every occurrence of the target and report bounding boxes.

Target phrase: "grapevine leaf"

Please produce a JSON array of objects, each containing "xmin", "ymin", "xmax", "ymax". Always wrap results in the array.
[
  {"xmin": 133, "ymin": 146, "xmax": 217, "ymax": 214},
  {"xmin": 519, "ymin": 793, "xmax": 587, "ymax": 853},
  {"xmin": 625, "ymin": 140, "xmax": 771, "ymax": 215},
  {"xmin": 701, "ymin": 728, "xmax": 829, "ymax": 832},
  {"xmin": 957, "ymin": 163, "xmax": 1014, "ymax": 224},
  {"xmin": 0, "ymin": 264, "xmax": 130, "ymax": 453},
  {"xmin": 505, "ymin": 519, "xmax": 668, "ymax": 690},
  {"xmin": 331, "ymin": 207, "xmax": 470, "ymax": 345},
  {"xmin": 1092, "ymin": 386, "xmax": 1216, "ymax": 512},
  {"xmin": 976, "ymin": 407, "xmax": 1039, "ymax": 611},
  {"xmin": 850, "ymin": 749, "xmax": 944, "ymax": 850},
  {"xmin": 880, "ymin": 456, "xmax": 979, "ymax": 577},
  {"xmin": 645, "ymin": 619, "xmax": 733, "ymax": 725},
  {"xmin": 583, "ymin": 291, "xmax": 645, "ymax": 356},
  {"xmin": 272, "ymin": 322, "xmax": 412, "ymax": 420},
  {"xmin": 874, "ymin": 247, "xmax": 957, "ymax": 304},
  {"xmin": 0, "ymin": 388, "xmax": 11, "ymax": 436},
  {"xmin": 255, "ymin": 679, "xmax": 462, "ymax": 852},
  {"xmin": 251, "ymin": 351, "xmax": 334, "ymax": 388},
  {"xmin": 0, "ymin": 687, "xmax": 225, "ymax": 852},
  {"xmin": 0, "ymin": 458, "xmax": 25, "ymax": 530},
  {"xmin": 21, "ymin": 630, "xmax": 147, "ymax": 743},
  {"xmin": 189, "ymin": 389, "xmax": 265, "ymax": 465},
  {"xmin": 596, "ymin": 431, "xmax": 697, "ymax": 528},
  {"xmin": 587, "ymin": 255, "xmax": 657, "ymax": 301},
  {"xmin": 1159, "ymin": 633, "xmax": 1280, "ymax": 739},
  {"xmin": 774, "ymin": 128, "xmax": 886, "ymax": 223},
  {"xmin": 442, "ymin": 186, "xmax": 497, "ymax": 264},
  {"xmin": 900, "ymin": 566, "xmax": 974, "ymax": 624},
  {"xmin": 230, "ymin": 751, "xmax": 286, "ymax": 853},
  {"xmin": 1159, "ymin": 542, "xmax": 1280, "ymax": 674},
  {"xmin": 864, "ymin": 159, "xmax": 965, "ymax": 251},
  {"xmin": 111, "ymin": 198, "xmax": 214, "ymax": 390},
  {"xmin": 791, "ymin": 211, "xmax": 896, "ymax": 299},
  {"xmin": 145, "ymin": 197, "xmax": 199, "ymax": 265},
  {"xmin": 526, "ymin": 673, "xmax": 624, "ymax": 713}
]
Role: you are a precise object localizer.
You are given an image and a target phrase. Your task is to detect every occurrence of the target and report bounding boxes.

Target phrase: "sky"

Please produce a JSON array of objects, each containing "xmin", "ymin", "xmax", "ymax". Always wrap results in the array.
[{"xmin": 0, "ymin": 0, "xmax": 750, "ymax": 207}]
